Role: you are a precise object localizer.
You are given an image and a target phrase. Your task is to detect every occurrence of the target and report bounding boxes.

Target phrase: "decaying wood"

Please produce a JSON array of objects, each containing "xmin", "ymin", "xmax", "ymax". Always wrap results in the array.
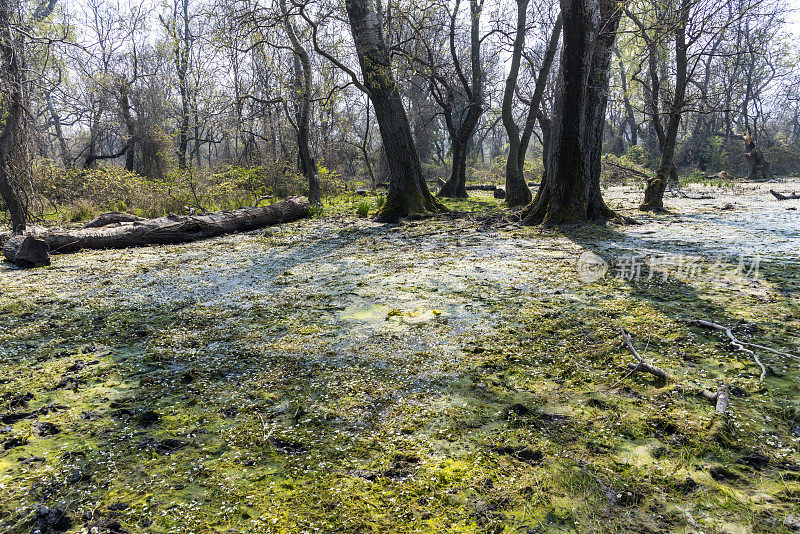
[
  {"xmin": 3, "ymin": 196, "xmax": 310, "ymax": 264},
  {"xmin": 771, "ymin": 190, "xmax": 800, "ymax": 201},
  {"xmin": 676, "ymin": 190, "xmax": 714, "ymax": 200},
  {"xmin": 84, "ymin": 212, "xmax": 146, "ymax": 228},
  {"xmin": 465, "ymin": 184, "xmax": 500, "ymax": 192}
]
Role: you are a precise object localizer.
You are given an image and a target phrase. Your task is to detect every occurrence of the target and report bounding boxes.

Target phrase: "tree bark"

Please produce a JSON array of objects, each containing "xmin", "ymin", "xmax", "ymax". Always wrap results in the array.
[
  {"xmin": 521, "ymin": 0, "xmax": 621, "ymax": 224},
  {"xmin": 438, "ymin": 0, "xmax": 483, "ymax": 199},
  {"xmin": 501, "ymin": 0, "xmax": 532, "ymax": 207},
  {"xmin": 0, "ymin": 0, "xmax": 27, "ymax": 232},
  {"xmin": 744, "ymin": 132, "xmax": 771, "ymax": 181},
  {"xmin": 614, "ymin": 46, "xmax": 637, "ymax": 146},
  {"xmin": 345, "ymin": 0, "xmax": 443, "ymax": 221},
  {"xmin": 640, "ymin": 0, "xmax": 689, "ymax": 212},
  {"xmin": 283, "ymin": 0, "xmax": 320, "ymax": 204},
  {"xmin": 3, "ymin": 197, "xmax": 310, "ymax": 260}
]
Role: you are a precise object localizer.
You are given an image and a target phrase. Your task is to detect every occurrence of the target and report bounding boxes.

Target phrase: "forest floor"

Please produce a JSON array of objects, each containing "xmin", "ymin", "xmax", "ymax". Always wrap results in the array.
[{"xmin": 1, "ymin": 180, "xmax": 799, "ymax": 534}]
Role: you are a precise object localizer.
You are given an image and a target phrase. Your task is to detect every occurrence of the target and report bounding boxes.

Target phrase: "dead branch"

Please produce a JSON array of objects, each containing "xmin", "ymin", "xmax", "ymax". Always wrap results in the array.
[
  {"xmin": 693, "ymin": 320, "xmax": 799, "ymax": 380},
  {"xmin": 621, "ymin": 329, "xmax": 728, "ymax": 418},
  {"xmin": 771, "ymin": 190, "xmax": 800, "ymax": 201}
]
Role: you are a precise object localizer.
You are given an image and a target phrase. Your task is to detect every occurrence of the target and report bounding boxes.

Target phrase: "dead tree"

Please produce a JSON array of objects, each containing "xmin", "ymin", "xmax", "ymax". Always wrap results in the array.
[{"xmin": 3, "ymin": 197, "xmax": 310, "ymax": 266}]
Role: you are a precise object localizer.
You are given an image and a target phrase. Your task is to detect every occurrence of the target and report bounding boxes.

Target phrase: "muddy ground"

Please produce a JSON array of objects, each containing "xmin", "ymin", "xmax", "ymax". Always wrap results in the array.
[{"xmin": 1, "ymin": 181, "xmax": 799, "ymax": 533}]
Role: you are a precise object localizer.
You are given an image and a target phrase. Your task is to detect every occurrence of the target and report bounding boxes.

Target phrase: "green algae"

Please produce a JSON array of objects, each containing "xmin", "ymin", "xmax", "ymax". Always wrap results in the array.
[{"xmin": 0, "ymin": 185, "xmax": 798, "ymax": 533}]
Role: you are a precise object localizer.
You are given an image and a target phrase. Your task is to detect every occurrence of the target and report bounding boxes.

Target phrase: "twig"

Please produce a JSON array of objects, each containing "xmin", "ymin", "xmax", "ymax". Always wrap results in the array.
[
  {"xmin": 620, "ymin": 329, "xmax": 721, "ymax": 406},
  {"xmin": 693, "ymin": 320, "xmax": 782, "ymax": 382}
]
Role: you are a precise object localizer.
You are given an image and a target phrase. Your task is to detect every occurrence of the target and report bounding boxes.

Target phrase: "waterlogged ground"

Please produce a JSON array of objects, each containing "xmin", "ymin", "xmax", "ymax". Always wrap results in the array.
[{"xmin": 1, "ymin": 181, "xmax": 799, "ymax": 533}]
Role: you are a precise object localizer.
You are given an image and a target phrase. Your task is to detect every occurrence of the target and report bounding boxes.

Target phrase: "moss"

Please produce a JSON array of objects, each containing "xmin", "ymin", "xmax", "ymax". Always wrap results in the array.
[{"xmin": 0, "ymin": 183, "xmax": 798, "ymax": 532}]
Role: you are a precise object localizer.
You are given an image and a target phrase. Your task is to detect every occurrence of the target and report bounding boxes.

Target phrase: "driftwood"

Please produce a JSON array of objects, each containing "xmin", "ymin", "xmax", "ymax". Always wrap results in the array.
[
  {"xmin": 3, "ymin": 196, "xmax": 310, "ymax": 265},
  {"xmin": 771, "ymin": 190, "xmax": 800, "ymax": 201},
  {"xmin": 84, "ymin": 212, "xmax": 146, "ymax": 228}
]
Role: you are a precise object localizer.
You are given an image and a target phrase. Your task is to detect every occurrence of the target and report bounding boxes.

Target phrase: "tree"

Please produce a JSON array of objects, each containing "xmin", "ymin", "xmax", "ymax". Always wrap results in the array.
[
  {"xmin": 634, "ymin": 0, "xmax": 691, "ymax": 211},
  {"xmin": 501, "ymin": 0, "xmax": 561, "ymax": 207},
  {"xmin": 341, "ymin": 0, "xmax": 443, "ymax": 221},
  {"xmin": 282, "ymin": 0, "xmax": 320, "ymax": 204},
  {"xmin": 0, "ymin": 0, "xmax": 26, "ymax": 231},
  {"xmin": 435, "ymin": 0, "xmax": 484, "ymax": 198},
  {"xmin": 521, "ymin": 0, "xmax": 621, "ymax": 224}
]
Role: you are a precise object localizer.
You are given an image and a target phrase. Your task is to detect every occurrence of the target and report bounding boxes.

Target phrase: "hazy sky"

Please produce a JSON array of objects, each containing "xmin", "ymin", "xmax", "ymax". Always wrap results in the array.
[{"xmin": 788, "ymin": 0, "xmax": 800, "ymax": 36}]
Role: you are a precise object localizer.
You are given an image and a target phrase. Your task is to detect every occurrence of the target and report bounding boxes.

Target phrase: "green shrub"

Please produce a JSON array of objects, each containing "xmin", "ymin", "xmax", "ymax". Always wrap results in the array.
[
  {"xmin": 68, "ymin": 203, "xmax": 94, "ymax": 223},
  {"xmin": 356, "ymin": 200, "xmax": 371, "ymax": 217},
  {"xmin": 308, "ymin": 203, "xmax": 324, "ymax": 218}
]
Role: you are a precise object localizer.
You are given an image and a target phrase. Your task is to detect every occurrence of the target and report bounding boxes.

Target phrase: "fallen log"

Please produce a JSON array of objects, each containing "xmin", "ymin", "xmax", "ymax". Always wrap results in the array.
[
  {"xmin": 771, "ymin": 190, "xmax": 800, "ymax": 201},
  {"xmin": 84, "ymin": 212, "xmax": 146, "ymax": 228},
  {"xmin": 465, "ymin": 184, "xmax": 499, "ymax": 191},
  {"xmin": 3, "ymin": 196, "xmax": 310, "ymax": 264}
]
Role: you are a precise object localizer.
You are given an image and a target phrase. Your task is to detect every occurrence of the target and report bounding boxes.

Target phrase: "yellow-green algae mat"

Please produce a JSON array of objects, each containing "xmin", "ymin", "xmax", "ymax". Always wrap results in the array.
[{"xmin": 0, "ymin": 186, "xmax": 799, "ymax": 533}]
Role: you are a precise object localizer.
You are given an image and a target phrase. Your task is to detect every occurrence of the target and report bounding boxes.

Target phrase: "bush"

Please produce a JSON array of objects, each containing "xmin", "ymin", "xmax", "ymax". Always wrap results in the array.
[
  {"xmin": 308, "ymin": 203, "xmax": 324, "ymax": 218},
  {"xmin": 356, "ymin": 200, "xmax": 371, "ymax": 217}
]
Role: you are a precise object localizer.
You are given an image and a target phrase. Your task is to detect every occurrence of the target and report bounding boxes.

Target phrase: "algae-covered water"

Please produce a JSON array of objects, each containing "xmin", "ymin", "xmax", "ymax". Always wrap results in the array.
[{"xmin": 1, "ymin": 182, "xmax": 799, "ymax": 533}]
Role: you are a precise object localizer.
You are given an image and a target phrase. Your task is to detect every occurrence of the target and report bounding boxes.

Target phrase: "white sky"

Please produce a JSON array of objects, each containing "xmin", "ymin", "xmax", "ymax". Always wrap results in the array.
[{"xmin": 788, "ymin": 0, "xmax": 800, "ymax": 37}]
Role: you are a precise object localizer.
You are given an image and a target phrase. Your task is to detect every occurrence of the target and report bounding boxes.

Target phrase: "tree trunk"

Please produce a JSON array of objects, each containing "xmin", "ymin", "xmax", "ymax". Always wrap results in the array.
[
  {"xmin": 522, "ymin": 0, "xmax": 620, "ymax": 224},
  {"xmin": 119, "ymin": 83, "xmax": 136, "ymax": 172},
  {"xmin": 744, "ymin": 132, "xmax": 771, "ymax": 181},
  {"xmin": 438, "ymin": 0, "xmax": 483, "ymax": 199},
  {"xmin": 3, "ymin": 197, "xmax": 310, "ymax": 261},
  {"xmin": 640, "ymin": 0, "xmax": 689, "ymax": 212},
  {"xmin": 283, "ymin": 0, "xmax": 320, "ymax": 204},
  {"xmin": 345, "ymin": 0, "xmax": 443, "ymax": 221},
  {"xmin": 614, "ymin": 46, "xmax": 637, "ymax": 146},
  {"xmin": 501, "ymin": 0, "xmax": 532, "ymax": 207},
  {"xmin": 0, "ymin": 0, "xmax": 26, "ymax": 232}
]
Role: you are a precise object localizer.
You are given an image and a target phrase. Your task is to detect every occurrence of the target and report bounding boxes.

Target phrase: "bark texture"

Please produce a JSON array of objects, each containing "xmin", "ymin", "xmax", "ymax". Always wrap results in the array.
[
  {"xmin": 345, "ymin": 0, "xmax": 443, "ymax": 222},
  {"xmin": 3, "ymin": 197, "xmax": 309, "ymax": 261},
  {"xmin": 521, "ymin": 0, "xmax": 621, "ymax": 224},
  {"xmin": 638, "ymin": 0, "xmax": 690, "ymax": 212},
  {"xmin": 744, "ymin": 132, "xmax": 771, "ymax": 181},
  {"xmin": 438, "ymin": 0, "xmax": 483, "ymax": 199},
  {"xmin": 0, "ymin": 0, "xmax": 26, "ymax": 232}
]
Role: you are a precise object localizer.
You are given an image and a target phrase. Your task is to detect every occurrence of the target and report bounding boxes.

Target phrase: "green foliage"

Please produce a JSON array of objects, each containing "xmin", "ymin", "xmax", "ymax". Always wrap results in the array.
[
  {"xmin": 31, "ymin": 162, "xmax": 311, "ymax": 222},
  {"xmin": 356, "ymin": 200, "xmax": 371, "ymax": 217},
  {"xmin": 377, "ymin": 195, "xmax": 385, "ymax": 208},
  {"xmin": 307, "ymin": 203, "xmax": 324, "ymax": 218},
  {"xmin": 601, "ymin": 154, "xmax": 651, "ymax": 186},
  {"xmin": 623, "ymin": 144, "xmax": 648, "ymax": 167}
]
